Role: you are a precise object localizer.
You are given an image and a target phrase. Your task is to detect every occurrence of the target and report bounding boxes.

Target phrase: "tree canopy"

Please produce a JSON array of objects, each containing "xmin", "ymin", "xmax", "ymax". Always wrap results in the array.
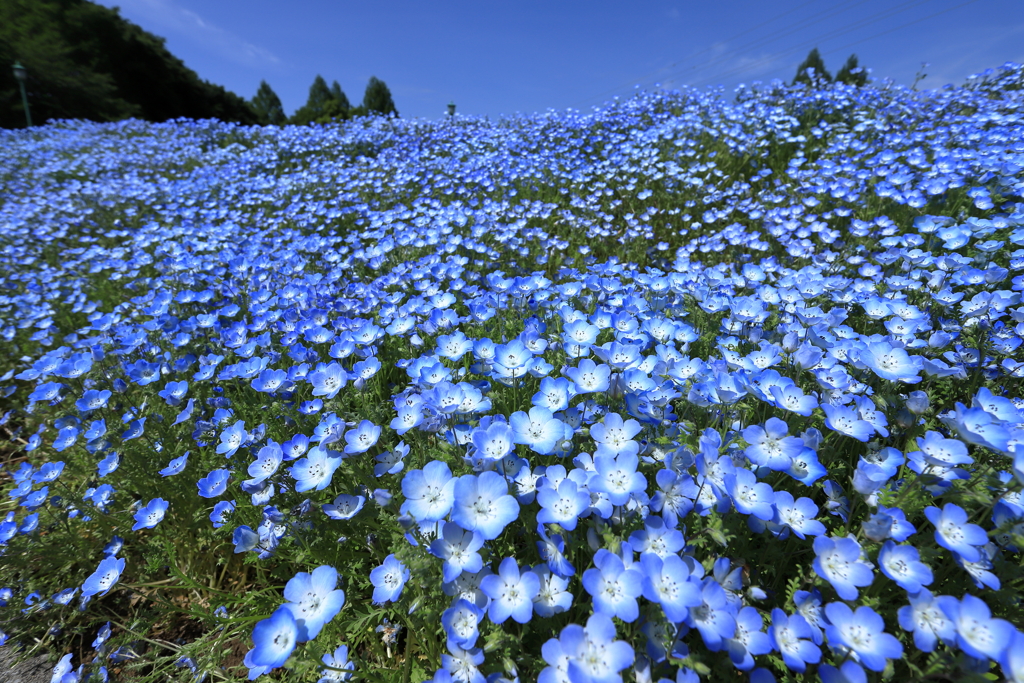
[
  {"xmin": 0, "ymin": 0, "xmax": 258, "ymax": 128},
  {"xmin": 363, "ymin": 76, "xmax": 398, "ymax": 117},
  {"xmin": 251, "ymin": 80, "xmax": 285, "ymax": 126},
  {"xmin": 792, "ymin": 48, "xmax": 870, "ymax": 88}
]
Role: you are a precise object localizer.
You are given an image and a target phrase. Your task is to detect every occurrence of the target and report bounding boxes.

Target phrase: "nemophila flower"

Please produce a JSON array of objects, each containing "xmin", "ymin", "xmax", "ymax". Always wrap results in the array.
[
  {"xmin": 628, "ymin": 515, "xmax": 685, "ymax": 558},
  {"xmin": 251, "ymin": 368, "xmax": 291, "ymax": 394},
  {"xmin": 158, "ymin": 451, "xmax": 189, "ymax": 477},
  {"xmin": 925, "ymin": 503, "xmax": 988, "ymax": 562},
  {"xmin": 480, "ymin": 557, "xmax": 539, "ymax": 624},
  {"xmin": 543, "ymin": 613, "xmax": 634, "ymax": 683},
  {"xmin": 639, "ymin": 553, "xmax": 701, "ymax": 622},
  {"xmin": 282, "ymin": 565, "xmax": 345, "ymax": 641},
  {"xmin": 216, "ymin": 420, "xmax": 247, "ymax": 458},
  {"xmin": 564, "ymin": 358, "xmax": 611, "ymax": 394},
  {"xmin": 583, "ymin": 548, "xmax": 643, "ymax": 623},
  {"xmin": 344, "ymin": 420, "xmax": 380, "ymax": 454},
  {"xmin": 210, "ymin": 500, "xmax": 235, "ymax": 528},
  {"xmin": 451, "ymin": 471, "xmax": 520, "ymax": 541},
  {"xmin": 533, "ymin": 376, "xmax": 574, "ymax": 412},
  {"xmin": 1002, "ymin": 630, "xmax": 1024, "ymax": 683},
  {"xmin": 471, "ymin": 421, "xmax": 514, "ymax": 461},
  {"xmin": 131, "ymin": 498, "xmax": 168, "ymax": 531},
  {"xmin": 812, "ymin": 535, "xmax": 874, "ymax": 600},
  {"xmin": 441, "ymin": 643, "xmax": 485, "ymax": 683},
  {"xmin": 742, "ymin": 418, "xmax": 803, "ymax": 470},
  {"xmin": 322, "ymin": 494, "xmax": 366, "ymax": 521},
  {"xmin": 244, "ymin": 606, "xmax": 297, "ymax": 677},
  {"xmin": 82, "ymin": 556, "xmax": 126, "ymax": 598},
  {"xmin": 442, "ymin": 598, "xmax": 485, "ymax": 649},
  {"xmin": 725, "ymin": 606, "xmax": 772, "ymax": 671},
  {"xmin": 940, "ymin": 593, "xmax": 1016, "ymax": 661},
  {"xmin": 824, "ymin": 603, "xmax": 903, "ymax": 672},
  {"xmin": 941, "ymin": 402, "xmax": 1011, "ymax": 452},
  {"xmin": 687, "ymin": 579, "xmax": 737, "ymax": 651},
  {"xmin": 233, "ymin": 525, "xmax": 259, "ymax": 554},
  {"xmin": 724, "ymin": 468, "xmax": 775, "ymax": 521},
  {"xmin": 374, "ymin": 442, "xmax": 408, "ymax": 477},
  {"xmin": 819, "ymin": 661, "xmax": 868, "ymax": 683},
  {"xmin": 767, "ymin": 608, "xmax": 820, "ymax": 673},
  {"xmin": 878, "ymin": 541, "xmax": 933, "ymax": 592},
  {"xmin": 531, "ymin": 564, "xmax": 573, "ymax": 617},
  {"xmin": 247, "ymin": 442, "xmax": 283, "ymax": 484},
  {"xmin": 309, "ymin": 362, "xmax": 347, "ymax": 399},
  {"xmin": 768, "ymin": 382, "xmax": 818, "ymax": 417},
  {"xmin": 590, "ymin": 452, "xmax": 646, "ymax": 506},
  {"xmin": 401, "ymin": 460, "xmax": 455, "ymax": 523},
  {"xmin": 430, "ymin": 522, "xmax": 485, "ymax": 582},
  {"xmin": 282, "ymin": 434, "xmax": 309, "ymax": 461},
  {"xmin": 318, "ymin": 644, "xmax": 354, "ymax": 683},
  {"xmin": 536, "ymin": 525, "xmax": 575, "ymax": 578},
  {"xmin": 916, "ymin": 430, "xmax": 973, "ymax": 466},
  {"xmin": 291, "ymin": 446, "xmax": 343, "ymax": 492},
  {"xmin": 860, "ymin": 341, "xmax": 922, "ymax": 383},
  {"xmin": 370, "ymin": 554, "xmax": 409, "ymax": 604},
  {"xmin": 821, "ymin": 403, "xmax": 874, "ymax": 442},
  {"xmin": 197, "ymin": 469, "xmax": 231, "ymax": 499},
  {"xmin": 591, "ymin": 413, "xmax": 642, "ymax": 458},
  {"xmin": 650, "ymin": 469, "xmax": 698, "ymax": 527},
  {"xmin": 772, "ymin": 491, "xmax": 825, "ymax": 539},
  {"xmin": 76, "ymin": 389, "xmax": 111, "ymax": 412},
  {"xmin": 536, "ymin": 478, "xmax": 590, "ymax": 531},
  {"xmin": 510, "ymin": 407, "xmax": 566, "ymax": 455}
]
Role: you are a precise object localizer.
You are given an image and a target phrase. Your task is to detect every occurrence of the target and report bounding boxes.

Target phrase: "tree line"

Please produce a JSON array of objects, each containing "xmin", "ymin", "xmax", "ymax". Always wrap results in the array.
[
  {"xmin": 0, "ymin": 0, "xmax": 398, "ymax": 128},
  {"xmin": 251, "ymin": 75, "xmax": 397, "ymax": 126},
  {"xmin": 792, "ymin": 48, "xmax": 869, "ymax": 87}
]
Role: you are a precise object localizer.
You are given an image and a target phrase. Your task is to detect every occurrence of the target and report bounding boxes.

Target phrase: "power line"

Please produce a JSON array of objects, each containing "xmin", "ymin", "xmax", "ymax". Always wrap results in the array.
[
  {"xmin": 568, "ymin": 0, "xmax": 825, "ymax": 108},
  {"xmin": 687, "ymin": 0, "xmax": 982, "ymax": 89}
]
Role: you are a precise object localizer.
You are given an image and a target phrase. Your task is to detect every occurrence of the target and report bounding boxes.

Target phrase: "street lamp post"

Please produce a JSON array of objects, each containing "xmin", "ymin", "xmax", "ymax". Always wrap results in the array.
[
  {"xmin": 11, "ymin": 61, "xmax": 32, "ymax": 127},
  {"xmin": 447, "ymin": 101, "xmax": 456, "ymax": 117}
]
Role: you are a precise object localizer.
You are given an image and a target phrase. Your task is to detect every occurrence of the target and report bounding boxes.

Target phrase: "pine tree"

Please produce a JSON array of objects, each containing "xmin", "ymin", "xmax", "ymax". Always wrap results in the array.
[
  {"xmin": 329, "ymin": 81, "xmax": 350, "ymax": 113},
  {"xmin": 250, "ymin": 80, "xmax": 285, "ymax": 125},
  {"xmin": 792, "ymin": 48, "xmax": 832, "ymax": 87},
  {"xmin": 835, "ymin": 54, "xmax": 868, "ymax": 87},
  {"xmin": 289, "ymin": 75, "xmax": 335, "ymax": 124},
  {"xmin": 362, "ymin": 76, "xmax": 397, "ymax": 117}
]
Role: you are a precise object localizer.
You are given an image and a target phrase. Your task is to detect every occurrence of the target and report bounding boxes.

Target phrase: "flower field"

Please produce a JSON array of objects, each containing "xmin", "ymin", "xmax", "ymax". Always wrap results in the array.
[{"xmin": 1, "ymin": 62, "xmax": 1024, "ymax": 683}]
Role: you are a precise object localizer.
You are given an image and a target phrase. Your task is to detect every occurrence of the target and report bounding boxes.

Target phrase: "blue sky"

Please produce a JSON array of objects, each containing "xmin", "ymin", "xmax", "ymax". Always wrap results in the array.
[{"xmin": 94, "ymin": 0, "xmax": 1024, "ymax": 120}]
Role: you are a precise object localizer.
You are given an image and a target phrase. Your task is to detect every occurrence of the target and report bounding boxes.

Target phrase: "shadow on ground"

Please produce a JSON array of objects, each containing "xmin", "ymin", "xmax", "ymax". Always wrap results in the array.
[{"xmin": 0, "ymin": 647, "xmax": 52, "ymax": 683}]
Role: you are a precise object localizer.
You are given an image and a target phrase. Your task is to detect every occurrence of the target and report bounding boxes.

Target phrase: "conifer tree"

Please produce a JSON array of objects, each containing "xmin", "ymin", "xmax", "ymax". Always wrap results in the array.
[
  {"xmin": 362, "ymin": 76, "xmax": 398, "ymax": 117},
  {"xmin": 329, "ymin": 81, "xmax": 350, "ymax": 113},
  {"xmin": 250, "ymin": 80, "xmax": 285, "ymax": 125},
  {"xmin": 792, "ymin": 48, "xmax": 832, "ymax": 87},
  {"xmin": 835, "ymin": 54, "xmax": 868, "ymax": 87},
  {"xmin": 290, "ymin": 75, "xmax": 336, "ymax": 125}
]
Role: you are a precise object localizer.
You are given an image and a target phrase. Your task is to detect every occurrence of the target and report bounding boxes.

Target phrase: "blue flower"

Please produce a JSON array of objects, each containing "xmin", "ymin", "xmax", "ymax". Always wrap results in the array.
[
  {"xmin": 290, "ymin": 446, "xmax": 343, "ymax": 492},
  {"xmin": 510, "ymin": 407, "xmax": 567, "ymax": 455},
  {"xmin": 450, "ymin": 471, "xmax": 519, "ymax": 541},
  {"xmin": 322, "ymin": 494, "xmax": 366, "ymax": 521},
  {"xmin": 878, "ymin": 541, "xmax": 933, "ymax": 592},
  {"xmin": 400, "ymin": 460, "xmax": 455, "ymax": 523},
  {"xmin": 216, "ymin": 420, "xmax": 248, "ymax": 458},
  {"xmin": 131, "ymin": 498, "xmax": 168, "ymax": 531},
  {"xmin": 590, "ymin": 452, "xmax": 646, "ymax": 507},
  {"xmin": 309, "ymin": 362, "xmax": 347, "ymax": 399},
  {"xmin": 540, "ymin": 613, "xmax": 634, "ymax": 683},
  {"xmin": 536, "ymin": 478, "xmax": 589, "ymax": 531},
  {"xmin": 724, "ymin": 468, "xmax": 775, "ymax": 521},
  {"xmin": 344, "ymin": 419, "xmax": 381, "ymax": 454},
  {"xmin": 821, "ymin": 404, "xmax": 874, "ymax": 442},
  {"xmin": 824, "ymin": 602, "xmax": 903, "ymax": 671},
  {"xmin": 480, "ymin": 557, "xmax": 539, "ymax": 624},
  {"xmin": 530, "ymin": 564, "xmax": 572, "ymax": 617},
  {"xmin": 939, "ymin": 593, "xmax": 1016, "ymax": 661},
  {"xmin": 318, "ymin": 644, "xmax": 354, "ymax": 683},
  {"xmin": 925, "ymin": 503, "xmax": 988, "ymax": 562},
  {"xmin": 687, "ymin": 579, "xmax": 738, "ymax": 651},
  {"xmin": 725, "ymin": 606, "xmax": 772, "ymax": 671},
  {"xmin": 812, "ymin": 535, "xmax": 874, "ymax": 600},
  {"xmin": 370, "ymin": 554, "xmax": 409, "ymax": 604},
  {"xmin": 197, "ymin": 469, "xmax": 231, "ymax": 499},
  {"xmin": 771, "ymin": 491, "xmax": 825, "ymax": 539},
  {"xmin": 583, "ymin": 548, "xmax": 643, "ymax": 623},
  {"xmin": 282, "ymin": 565, "xmax": 346, "ymax": 641},
  {"xmin": 158, "ymin": 451, "xmax": 189, "ymax": 477},
  {"xmin": 639, "ymin": 553, "xmax": 701, "ymax": 622},
  {"xmin": 591, "ymin": 413, "xmax": 642, "ymax": 458},
  {"xmin": 210, "ymin": 500, "xmax": 235, "ymax": 528},
  {"xmin": 442, "ymin": 598, "xmax": 484, "ymax": 650},
  {"xmin": 244, "ymin": 606, "xmax": 297, "ymax": 677},
  {"xmin": 767, "ymin": 608, "xmax": 820, "ymax": 673},
  {"xmin": 470, "ymin": 421, "xmax": 515, "ymax": 461},
  {"xmin": 82, "ymin": 556, "xmax": 126, "ymax": 598},
  {"xmin": 742, "ymin": 418, "xmax": 803, "ymax": 470},
  {"xmin": 430, "ymin": 522, "xmax": 485, "ymax": 582}
]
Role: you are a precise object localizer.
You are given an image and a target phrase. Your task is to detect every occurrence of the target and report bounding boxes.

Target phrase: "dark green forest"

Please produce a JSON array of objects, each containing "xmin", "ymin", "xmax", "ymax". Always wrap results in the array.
[{"xmin": 0, "ymin": 0, "xmax": 258, "ymax": 128}]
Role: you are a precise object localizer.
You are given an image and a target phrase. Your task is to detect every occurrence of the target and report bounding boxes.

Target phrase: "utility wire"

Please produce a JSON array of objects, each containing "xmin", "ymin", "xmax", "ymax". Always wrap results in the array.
[
  {"xmin": 687, "ymin": 0, "xmax": 982, "ymax": 89},
  {"xmin": 568, "ymin": 0, "xmax": 825, "ymax": 108}
]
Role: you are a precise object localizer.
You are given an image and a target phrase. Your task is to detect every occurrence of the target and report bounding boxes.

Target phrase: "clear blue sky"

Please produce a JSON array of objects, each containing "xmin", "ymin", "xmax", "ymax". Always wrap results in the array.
[{"xmin": 95, "ymin": 0, "xmax": 1024, "ymax": 120}]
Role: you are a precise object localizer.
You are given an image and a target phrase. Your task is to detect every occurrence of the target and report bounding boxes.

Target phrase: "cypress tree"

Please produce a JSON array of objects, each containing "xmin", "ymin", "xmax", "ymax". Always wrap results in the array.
[
  {"xmin": 835, "ymin": 54, "xmax": 868, "ymax": 87},
  {"xmin": 250, "ymin": 80, "xmax": 285, "ymax": 125},
  {"xmin": 329, "ymin": 81, "xmax": 350, "ymax": 113},
  {"xmin": 792, "ymin": 48, "xmax": 832, "ymax": 87},
  {"xmin": 362, "ymin": 76, "xmax": 397, "ymax": 117}
]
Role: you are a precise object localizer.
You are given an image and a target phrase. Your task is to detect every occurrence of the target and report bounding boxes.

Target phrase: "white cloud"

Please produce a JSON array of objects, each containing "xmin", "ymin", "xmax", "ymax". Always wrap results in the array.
[{"xmin": 113, "ymin": 0, "xmax": 280, "ymax": 68}]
